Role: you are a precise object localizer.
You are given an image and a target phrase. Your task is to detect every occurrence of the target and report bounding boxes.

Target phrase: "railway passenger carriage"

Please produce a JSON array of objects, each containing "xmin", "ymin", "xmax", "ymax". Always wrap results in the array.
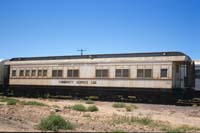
[
  {"xmin": 0, "ymin": 60, "xmax": 4, "ymax": 88},
  {"xmin": 194, "ymin": 60, "xmax": 200, "ymax": 97},
  {"xmin": 3, "ymin": 51, "xmax": 194, "ymax": 101}
]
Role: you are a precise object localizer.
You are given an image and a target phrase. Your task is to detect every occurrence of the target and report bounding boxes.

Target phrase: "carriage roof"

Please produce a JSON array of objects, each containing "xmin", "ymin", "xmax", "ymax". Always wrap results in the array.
[{"xmin": 10, "ymin": 51, "xmax": 190, "ymax": 61}]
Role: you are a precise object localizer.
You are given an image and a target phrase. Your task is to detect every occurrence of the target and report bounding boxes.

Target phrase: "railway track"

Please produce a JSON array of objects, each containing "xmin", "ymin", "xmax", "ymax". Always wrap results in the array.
[
  {"xmin": 176, "ymin": 98, "xmax": 200, "ymax": 106},
  {"xmin": 40, "ymin": 94, "xmax": 200, "ymax": 106}
]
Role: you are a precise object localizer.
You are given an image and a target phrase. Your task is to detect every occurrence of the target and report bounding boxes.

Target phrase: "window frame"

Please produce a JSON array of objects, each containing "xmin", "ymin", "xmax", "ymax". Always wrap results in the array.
[
  {"xmin": 43, "ymin": 69, "xmax": 48, "ymax": 77},
  {"xmin": 31, "ymin": 69, "xmax": 37, "ymax": 77},
  {"xmin": 144, "ymin": 69, "xmax": 152, "ymax": 78},
  {"xmin": 52, "ymin": 69, "xmax": 63, "ymax": 78},
  {"xmin": 11, "ymin": 69, "xmax": 17, "ymax": 77},
  {"xmin": 115, "ymin": 69, "xmax": 129, "ymax": 78},
  {"xmin": 137, "ymin": 69, "xmax": 144, "ymax": 78},
  {"xmin": 25, "ymin": 70, "xmax": 30, "ymax": 77},
  {"xmin": 137, "ymin": 69, "xmax": 153, "ymax": 79},
  {"xmin": 67, "ymin": 69, "xmax": 79, "ymax": 78},
  {"xmin": 19, "ymin": 69, "xmax": 24, "ymax": 77},
  {"xmin": 160, "ymin": 68, "xmax": 168, "ymax": 78},
  {"xmin": 38, "ymin": 69, "xmax": 43, "ymax": 77},
  {"xmin": 95, "ymin": 69, "xmax": 109, "ymax": 78}
]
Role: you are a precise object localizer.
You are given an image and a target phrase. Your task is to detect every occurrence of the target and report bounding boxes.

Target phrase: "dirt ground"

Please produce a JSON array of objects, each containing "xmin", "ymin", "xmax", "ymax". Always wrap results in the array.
[{"xmin": 0, "ymin": 97, "xmax": 200, "ymax": 132}]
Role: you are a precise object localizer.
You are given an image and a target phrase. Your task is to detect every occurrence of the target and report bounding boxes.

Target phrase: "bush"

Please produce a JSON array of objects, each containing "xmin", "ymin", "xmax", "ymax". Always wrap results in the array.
[
  {"xmin": 0, "ymin": 97, "xmax": 19, "ymax": 105},
  {"xmin": 72, "ymin": 104, "xmax": 86, "ymax": 112},
  {"xmin": 64, "ymin": 106, "xmax": 71, "ymax": 109},
  {"xmin": 7, "ymin": 99, "xmax": 18, "ymax": 105},
  {"xmin": 131, "ymin": 104, "xmax": 138, "ymax": 109},
  {"xmin": 112, "ymin": 103, "xmax": 126, "ymax": 108},
  {"xmin": 112, "ymin": 129, "xmax": 126, "ymax": 133},
  {"xmin": 52, "ymin": 105, "xmax": 60, "ymax": 108},
  {"xmin": 133, "ymin": 117, "xmax": 154, "ymax": 125},
  {"xmin": 125, "ymin": 106, "xmax": 132, "ymax": 112},
  {"xmin": 21, "ymin": 101, "xmax": 47, "ymax": 106},
  {"xmin": 166, "ymin": 128, "xmax": 184, "ymax": 133},
  {"xmin": 38, "ymin": 114, "xmax": 73, "ymax": 131},
  {"xmin": 113, "ymin": 116, "xmax": 154, "ymax": 126},
  {"xmin": 85, "ymin": 100, "xmax": 94, "ymax": 104},
  {"xmin": 87, "ymin": 105, "xmax": 99, "ymax": 112},
  {"xmin": 125, "ymin": 104, "xmax": 137, "ymax": 112},
  {"xmin": 88, "ymin": 96, "xmax": 99, "ymax": 100}
]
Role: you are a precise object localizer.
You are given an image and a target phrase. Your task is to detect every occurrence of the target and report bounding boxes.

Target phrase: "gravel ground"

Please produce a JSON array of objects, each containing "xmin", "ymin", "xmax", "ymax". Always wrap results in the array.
[{"xmin": 0, "ymin": 97, "xmax": 200, "ymax": 132}]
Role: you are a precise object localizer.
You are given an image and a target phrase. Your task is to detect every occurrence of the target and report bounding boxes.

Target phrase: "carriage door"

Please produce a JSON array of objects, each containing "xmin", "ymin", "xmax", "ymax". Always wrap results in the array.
[
  {"xmin": 180, "ymin": 64, "xmax": 187, "ymax": 88},
  {"xmin": 175, "ymin": 64, "xmax": 187, "ymax": 88},
  {"xmin": 195, "ymin": 65, "xmax": 200, "ymax": 91},
  {"xmin": 175, "ymin": 64, "xmax": 181, "ymax": 88}
]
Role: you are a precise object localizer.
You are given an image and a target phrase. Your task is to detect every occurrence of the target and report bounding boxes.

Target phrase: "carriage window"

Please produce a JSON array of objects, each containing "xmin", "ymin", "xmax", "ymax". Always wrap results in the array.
[
  {"xmin": 96, "ymin": 69, "xmax": 109, "ymax": 78},
  {"xmin": 96, "ymin": 70, "xmax": 101, "ymax": 77},
  {"xmin": 58, "ymin": 70, "xmax": 63, "ymax": 77},
  {"xmin": 176, "ymin": 65, "xmax": 179, "ymax": 73},
  {"xmin": 43, "ymin": 70, "xmax": 48, "ymax": 77},
  {"xmin": 68, "ymin": 70, "xmax": 73, "ymax": 77},
  {"xmin": 52, "ymin": 70, "xmax": 57, "ymax": 77},
  {"xmin": 52, "ymin": 70, "xmax": 63, "ymax": 78},
  {"xmin": 73, "ymin": 70, "xmax": 79, "ymax": 77},
  {"xmin": 12, "ymin": 70, "xmax": 16, "ymax": 77},
  {"xmin": 67, "ymin": 69, "xmax": 79, "ymax": 78},
  {"xmin": 195, "ymin": 70, "xmax": 200, "ymax": 78},
  {"xmin": 137, "ymin": 69, "xmax": 144, "ymax": 78},
  {"xmin": 161, "ymin": 69, "xmax": 168, "ymax": 78},
  {"xmin": 31, "ymin": 70, "xmax": 36, "ymax": 77},
  {"xmin": 115, "ymin": 69, "xmax": 129, "ymax": 78},
  {"xmin": 19, "ymin": 70, "xmax": 24, "ymax": 77},
  {"xmin": 25, "ymin": 70, "xmax": 30, "ymax": 77},
  {"xmin": 137, "ymin": 69, "xmax": 152, "ymax": 78},
  {"xmin": 145, "ymin": 69, "xmax": 152, "ymax": 78},
  {"xmin": 38, "ymin": 70, "xmax": 43, "ymax": 77}
]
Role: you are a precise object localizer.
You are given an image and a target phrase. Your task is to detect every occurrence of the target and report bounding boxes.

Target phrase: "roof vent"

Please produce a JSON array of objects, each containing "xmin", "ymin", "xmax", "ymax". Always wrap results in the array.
[{"xmin": 89, "ymin": 55, "xmax": 94, "ymax": 59}]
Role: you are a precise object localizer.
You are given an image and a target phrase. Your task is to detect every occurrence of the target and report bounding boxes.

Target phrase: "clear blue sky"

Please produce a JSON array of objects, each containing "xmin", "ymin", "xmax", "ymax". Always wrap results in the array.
[{"xmin": 0, "ymin": 0, "xmax": 199, "ymax": 59}]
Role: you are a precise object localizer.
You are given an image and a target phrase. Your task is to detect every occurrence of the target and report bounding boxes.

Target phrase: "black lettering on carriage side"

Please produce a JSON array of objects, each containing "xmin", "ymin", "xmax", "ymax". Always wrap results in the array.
[
  {"xmin": 76, "ymin": 81, "xmax": 88, "ymax": 84},
  {"xmin": 59, "ymin": 80, "xmax": 97, "ymax": 85},
  {"xmin": 59, "ymin": 81, "xmax": 74, "ymax": 84}
]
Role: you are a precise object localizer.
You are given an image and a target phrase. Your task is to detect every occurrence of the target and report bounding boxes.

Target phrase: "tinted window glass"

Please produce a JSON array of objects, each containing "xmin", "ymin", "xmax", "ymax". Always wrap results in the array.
[
  {"xmin": 115, "ymin": 69, "xmax": 121, "ymax": 77},
  {"xmin": 161, "ymin": 69, "xmax": 168, "ymax": 78},
  {"xmin": 145, "ymin": 69, "xmax": 152, "ymax": 78},
  {"xmin": 12, "ymin": 70, "xmax": 16, "ymax": 77},
  {"xmin": 19, "ymin": 70, "xmax": 24, "ymax": 77},
  {"xmin": 96, "ymin": 70, "xmax": 101, "ymax": 77},
  {"xmin": 38, "ymin": 70, "xmax": 43, "ymax": 76},
  {"xmin": 123, "ymin": 69, "xmax": 129, "ymax": 77},
  {"xmin": 52, "ymin": 70, "xmax": 63, "ymax": 77},
  {"xmin": 96, "ymin": 69, "xmax": 109, "ymax": 78},
  {"xmin": 58, "ymin": 70, "xmax": 63, "ymax": 77},
  {"xmin": 52, "ymin": 70, "xmax": 57, "ymax": 77},
  {"xmin": 73, "ymin": 70, "xmax": 79, "ymax": 77},
  {"xmin": 116, "ymin": 69, "xmax": 129, "ymax": 78},
  {"xmin": 25, "ymin": 70, "xmax": 30, "ymax": 77},
  {"xmin": 67, "ymin": 70, "xmax": 73, "ymax": 77},
  {"xmin": 137, "ymin": 69, "xmax": 143, "ymax": 78},
  {"xmin": 43, "ymin": 70, "xmax": 48, "ymax": 77},
  {"xmin": 31, "ymin": 70, "xmax": 36, "ymax": 77}
]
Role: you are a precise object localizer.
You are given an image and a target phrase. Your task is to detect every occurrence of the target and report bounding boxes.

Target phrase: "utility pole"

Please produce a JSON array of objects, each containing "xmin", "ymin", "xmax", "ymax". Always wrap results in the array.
[{"xmin": 77, "ymin": 49, "xmax": 86, "ymax": 56}]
